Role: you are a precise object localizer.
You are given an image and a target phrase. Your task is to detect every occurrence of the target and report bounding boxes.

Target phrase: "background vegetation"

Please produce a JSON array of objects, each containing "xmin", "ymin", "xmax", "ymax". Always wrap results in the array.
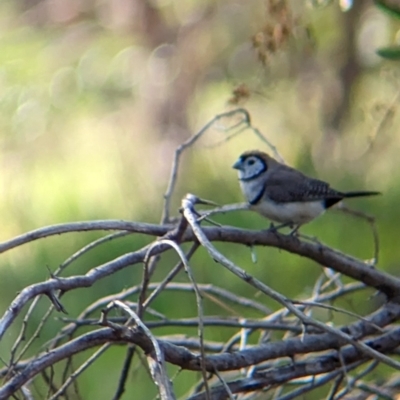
[{"xmin": 1, "ymin": 0, "xmax": 400, "ymax": 398}]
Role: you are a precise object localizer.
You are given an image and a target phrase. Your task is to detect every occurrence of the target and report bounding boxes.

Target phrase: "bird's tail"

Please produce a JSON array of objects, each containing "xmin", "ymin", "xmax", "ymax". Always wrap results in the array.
[{"xmin": 344, "ymin": 191, "xmax": 381, "ymax": 198}]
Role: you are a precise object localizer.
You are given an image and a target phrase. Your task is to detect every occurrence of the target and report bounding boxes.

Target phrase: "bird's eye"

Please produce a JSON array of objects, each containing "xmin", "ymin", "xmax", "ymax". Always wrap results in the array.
[{"xmin": 247, "ymin": 159, "xmax": 255, "ymax": 166}]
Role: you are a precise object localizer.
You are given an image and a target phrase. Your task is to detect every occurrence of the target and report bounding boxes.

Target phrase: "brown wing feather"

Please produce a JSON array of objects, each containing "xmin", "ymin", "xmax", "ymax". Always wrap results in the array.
[{"xmin": 264, "ymin": 166, "xmax": 343, "ymax": 203}]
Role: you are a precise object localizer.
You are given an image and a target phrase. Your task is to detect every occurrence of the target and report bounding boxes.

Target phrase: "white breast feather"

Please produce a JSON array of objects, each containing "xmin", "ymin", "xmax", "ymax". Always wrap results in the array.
[{"xmin": 252, "ymin": 200, "xmax": 325, "ymax": 224}]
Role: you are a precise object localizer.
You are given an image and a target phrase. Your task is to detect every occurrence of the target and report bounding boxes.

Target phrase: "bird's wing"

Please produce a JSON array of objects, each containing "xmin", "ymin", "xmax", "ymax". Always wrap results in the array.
[{"xmin": 264, "ymin": 168, "xmax": 343, "ymax": 203}]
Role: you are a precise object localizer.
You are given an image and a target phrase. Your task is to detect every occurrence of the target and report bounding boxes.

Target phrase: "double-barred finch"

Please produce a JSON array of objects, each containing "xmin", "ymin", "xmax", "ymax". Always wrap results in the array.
[{"xmin": 233, "ymin": 150, "xmax": 380, "ymax": 229}]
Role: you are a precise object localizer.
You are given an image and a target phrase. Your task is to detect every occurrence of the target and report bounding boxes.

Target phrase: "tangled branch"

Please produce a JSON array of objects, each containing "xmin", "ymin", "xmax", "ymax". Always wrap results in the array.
[{"xmin": 0, "ymin": 109, "xmax": 398, "ymax": 400}]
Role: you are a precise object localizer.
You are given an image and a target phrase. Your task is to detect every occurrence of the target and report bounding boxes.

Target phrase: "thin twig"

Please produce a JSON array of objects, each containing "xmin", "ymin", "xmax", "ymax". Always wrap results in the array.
[
  {"xmin": 0, "ymin": 221, "xmax": 170, "ymax": 254},
  {"xmin": 151, "ymin": 239, "xmax": 211, "ymax": 399},
  {"xmin": 336, "ymin": 204, "xmax": 380, "ymax": 265},
  {"xmin": 162, "ymin": 108, "xmax": 257, "ymax": 223},
  {"xmin": 291, "ymin": 300, "xmax": 385, "ymax": 333},
  {"xmin": 14, "ymin": 305, "xmax": 55, "ymax": 366},
  {"xmin": 9, "ymin": 297, "xmax": 41, "ymax": 369},
  {"xmin": 55, "ymin": 231, "xmax": 132, "ymax": 275},
  {"xmin": 143, "ymin": 244, "xmax": 200, "ymax": 309},
  {"xmin": 48, "ymin": 344, "xmax": 110, "ymax": 400},
  {"xmin": 111, "ymin": 301, "xmax": 176, "ymax": 400}
]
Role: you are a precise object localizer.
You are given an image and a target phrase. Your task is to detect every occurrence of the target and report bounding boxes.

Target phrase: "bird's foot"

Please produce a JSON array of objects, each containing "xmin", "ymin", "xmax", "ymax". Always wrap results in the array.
[
  {"xmin": 267, "ymin": 222, "xmax": 292, "ymax": 233},
  {"xmin": 288, "ymin": 225, "xmax": 301, "ymax": 236}
]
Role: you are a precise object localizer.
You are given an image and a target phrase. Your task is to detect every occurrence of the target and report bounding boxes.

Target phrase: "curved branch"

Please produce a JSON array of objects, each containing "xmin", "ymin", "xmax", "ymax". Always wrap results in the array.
[
  {"xmin": 0, "ymin": 221, "xmax": 170, "ymax": 254},
  {"xmin": 2, "ymin": 307, "xmax": 400, "ymax": 400},
  {"xmin": 1, "ymin": 219, "xmax": 399, "ymax": 343},
  {"xmin": 0, "ymin": 241, "xmax": 163, "ymax": 340},
  {"xmin": 195, "ymin": 225, "xmax": 400, "ymax": 298},
  {"xmin": 1, "ymin": 218, "xmax": 398, "ymax": 297}
]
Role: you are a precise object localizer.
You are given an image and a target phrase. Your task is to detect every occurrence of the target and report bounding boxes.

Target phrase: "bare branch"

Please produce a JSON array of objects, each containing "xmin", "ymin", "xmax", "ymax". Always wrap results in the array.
[
  {"xmin": 181, "ymin": 193, "xmax": 400, "ymax": 369},
  {"xmin": 0, "ymin": 106, "xmax": 396, "ymax": 399},
  {"xmin": 2, "ymin": 310, "xmax": 400, "ymax": 399},
  {"xmin": 0, "ymin": 221, "xmax": 170, "ymax": 254},
  {"xmin": 162, "ymin": 108, "xmax": 252, "ymax": 223},
  {"xmin": 48, "ymin": 344, "xmax": 110, "ymax": 400},
  {"xmin": 105, "ymin": 301, "xmax": 176, "ymax": 400},
  {"xmin": 1, "ymin": 217, "xmax": 396, "ymax": 297}
]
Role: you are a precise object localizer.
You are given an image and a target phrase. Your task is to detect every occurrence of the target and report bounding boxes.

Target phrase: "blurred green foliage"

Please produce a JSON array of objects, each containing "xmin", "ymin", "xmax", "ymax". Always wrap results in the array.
[
  {"xmin": 375, "ymin": 0, "xmax": 400, "ymax": 59},
  {"xmin": 375, "ymin": 0, "xmax": 400, "ymax": 20},
  {"xmin": 0, "ymin": 0, "xmax": 400, "ymax": 398}
]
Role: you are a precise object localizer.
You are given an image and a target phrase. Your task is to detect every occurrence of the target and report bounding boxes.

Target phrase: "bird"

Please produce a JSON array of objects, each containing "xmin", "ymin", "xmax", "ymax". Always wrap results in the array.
[{"xmin": 232, "ymin": 150, "xmax": 380, "ymax": 231}]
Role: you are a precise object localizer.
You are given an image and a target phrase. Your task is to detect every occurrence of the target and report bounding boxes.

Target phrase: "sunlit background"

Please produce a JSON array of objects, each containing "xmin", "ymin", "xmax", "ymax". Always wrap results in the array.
[{"xmin": 1, "ymin": 0, "xmax": 400, "ymax": 398}]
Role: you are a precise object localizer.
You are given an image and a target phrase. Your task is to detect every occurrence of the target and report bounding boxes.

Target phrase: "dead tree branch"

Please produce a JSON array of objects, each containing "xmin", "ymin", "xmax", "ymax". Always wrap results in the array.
[{"xmin": 0, "ymin": 109, "xmax": 397, "ymax": 399}]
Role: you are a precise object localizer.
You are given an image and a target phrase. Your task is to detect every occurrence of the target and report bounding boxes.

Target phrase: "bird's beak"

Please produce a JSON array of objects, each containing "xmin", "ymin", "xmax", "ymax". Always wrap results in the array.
[{"xmin": 232, "ymin": 159, "xmax": 243, "ymax": 170}]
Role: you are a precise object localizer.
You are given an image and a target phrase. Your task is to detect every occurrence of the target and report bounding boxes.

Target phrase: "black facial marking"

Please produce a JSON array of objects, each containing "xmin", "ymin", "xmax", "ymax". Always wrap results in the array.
[{"xmin": 249, "ymin": 184, "xmax": 266, "ymax": 205}]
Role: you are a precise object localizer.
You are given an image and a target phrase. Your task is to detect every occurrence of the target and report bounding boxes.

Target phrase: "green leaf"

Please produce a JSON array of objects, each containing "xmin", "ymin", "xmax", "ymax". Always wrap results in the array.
[
  {"xmin": 374, "ymin": 0, "xmax": 400, "ymax": 19},
  {"xmin": 377, "ymin": 46, "xmax": 400, "ymax": 60}
]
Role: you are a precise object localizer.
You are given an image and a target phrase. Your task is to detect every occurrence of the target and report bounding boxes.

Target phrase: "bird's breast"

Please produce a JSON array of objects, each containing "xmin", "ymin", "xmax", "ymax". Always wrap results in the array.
[{"xmin": 252, "ymin": 199, "xmax": 325, "ymax": 224}]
